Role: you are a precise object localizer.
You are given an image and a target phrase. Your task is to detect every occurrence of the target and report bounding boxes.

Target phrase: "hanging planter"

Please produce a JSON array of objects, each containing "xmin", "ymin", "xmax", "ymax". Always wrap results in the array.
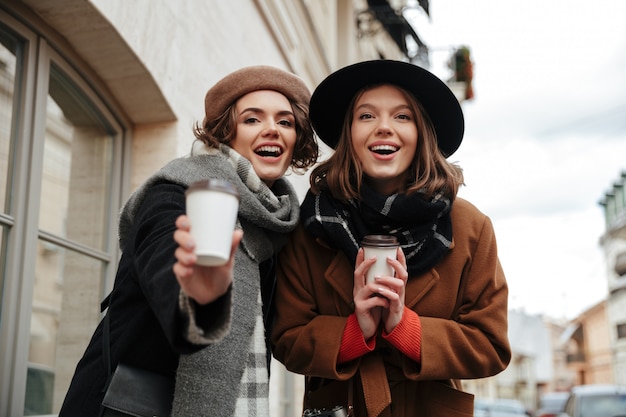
[{"xmin": 449, "ymin": 46, "xmax": 474, "ymax": 100}]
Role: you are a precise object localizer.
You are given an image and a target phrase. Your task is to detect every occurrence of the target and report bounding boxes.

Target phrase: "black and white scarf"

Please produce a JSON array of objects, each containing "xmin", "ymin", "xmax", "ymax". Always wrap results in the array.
[{"xmin": 300, "ymin": 183, "xmax": 453, "ymax": 277}]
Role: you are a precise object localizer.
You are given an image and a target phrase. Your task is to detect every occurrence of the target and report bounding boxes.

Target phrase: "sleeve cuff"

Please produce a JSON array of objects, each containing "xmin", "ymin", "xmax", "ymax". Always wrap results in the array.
[
  {"xmin": 338, "ymin": 313, "xmax": 376, "ymax": 364},
  {"xmin": 178, "ymin": 287, "xmax": 233, "ymax": 345},
  {"xmin": 382, "ymin": 307, "xmax": 421, "ymax": 363}
]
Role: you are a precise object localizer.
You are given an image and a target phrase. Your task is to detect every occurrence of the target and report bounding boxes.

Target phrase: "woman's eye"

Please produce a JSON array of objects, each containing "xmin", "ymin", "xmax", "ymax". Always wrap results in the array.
[
  {"xmin": 397, "ymin": 114, "xmax": 411, "ymax": 120},
  {"xmin": 244, "ymin": 117, "xmax": 259, "ymax": 124},
  {"xmin": 278, "ymin": 119, "xmax": 294, "ymax": 127},
  {"xmin": 358, "ymin": 113, "xmax": 373, "ymax": 120}
]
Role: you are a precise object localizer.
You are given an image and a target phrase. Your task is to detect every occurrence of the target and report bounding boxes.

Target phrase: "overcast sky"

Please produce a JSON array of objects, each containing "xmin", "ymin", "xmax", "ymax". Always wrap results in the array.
[{"xmin": 405, "ymin": 0, "xmax": 626, "ymax": 320}]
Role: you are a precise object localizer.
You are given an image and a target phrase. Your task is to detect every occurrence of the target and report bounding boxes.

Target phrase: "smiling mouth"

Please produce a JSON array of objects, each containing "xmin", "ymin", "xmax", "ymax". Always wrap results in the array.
[
  {"xmin": 370, "ymin": 144, "xmax": 398, "ymax": 155},
  {"xmin": 255, "ymin": 145, "xmax": 283, "ymax": 157}
]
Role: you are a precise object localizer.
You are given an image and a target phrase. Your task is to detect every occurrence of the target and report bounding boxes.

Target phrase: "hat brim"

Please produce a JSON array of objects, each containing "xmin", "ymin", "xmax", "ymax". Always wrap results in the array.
[{"xmin": 309, "ymin": 60, "xmax": 464, "ymax": 157}]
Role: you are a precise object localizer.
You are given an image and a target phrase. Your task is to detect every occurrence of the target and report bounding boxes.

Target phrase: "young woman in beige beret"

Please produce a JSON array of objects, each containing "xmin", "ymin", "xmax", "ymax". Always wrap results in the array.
[
  {"xmin": 59, "ymin": 66, "xmax": 318, "ymax": 417},
  {"xmin": 270, "ymin": 60, "xmax": 511, "ymax": 417}
]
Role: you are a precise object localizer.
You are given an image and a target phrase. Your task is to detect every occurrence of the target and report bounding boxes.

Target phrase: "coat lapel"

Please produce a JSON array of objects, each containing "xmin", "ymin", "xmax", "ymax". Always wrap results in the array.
[{"xmin": 405, "ymin": 268, "xmax": 440, "ymax": 308}]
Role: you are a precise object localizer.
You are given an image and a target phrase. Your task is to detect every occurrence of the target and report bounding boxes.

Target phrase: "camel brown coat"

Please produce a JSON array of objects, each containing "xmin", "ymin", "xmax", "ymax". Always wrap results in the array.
[{"xmin": 271, "ymin": 198, "xmax": 511, "ymax": 417}]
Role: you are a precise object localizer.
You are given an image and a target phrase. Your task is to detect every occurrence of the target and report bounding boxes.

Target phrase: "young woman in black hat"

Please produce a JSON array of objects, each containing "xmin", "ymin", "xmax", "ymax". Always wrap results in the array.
[
  {"xmin": 59, "ymin": 65, "xmax": 318, "ymax": 417},
  {"xmin": 270, "ymin": 60, "xmax": 511, "ymax": 417}
]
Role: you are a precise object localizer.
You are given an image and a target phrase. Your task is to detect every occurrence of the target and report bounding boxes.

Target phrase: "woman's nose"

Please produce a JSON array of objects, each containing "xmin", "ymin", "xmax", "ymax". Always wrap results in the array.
[
  {"xmin": 262, "ymin": 124, "xmax": 279, "ymax": 137},
  {"xmin": 375, "ymin": 119, "xmax": 392, "ymax": 136}
]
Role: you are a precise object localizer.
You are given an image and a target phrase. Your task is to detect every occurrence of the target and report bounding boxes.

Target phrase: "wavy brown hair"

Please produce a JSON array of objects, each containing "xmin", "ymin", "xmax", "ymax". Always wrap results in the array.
[
  {"xmin": 193, "ymin": 99, "xmax": 319, "ymax": 173},
  {"xmin": 310, "ymin": 84, "xmax": 464, "ymax": 201}
]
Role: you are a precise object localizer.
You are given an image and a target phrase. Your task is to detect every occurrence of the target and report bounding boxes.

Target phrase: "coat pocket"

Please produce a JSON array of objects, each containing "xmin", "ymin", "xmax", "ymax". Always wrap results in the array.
[{"xmin": 418, "ymin": 381, "xmax": 474, "ymax": 417}]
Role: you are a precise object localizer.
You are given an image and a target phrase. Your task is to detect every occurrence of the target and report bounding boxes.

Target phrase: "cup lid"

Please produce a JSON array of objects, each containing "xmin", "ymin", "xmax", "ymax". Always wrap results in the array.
[
  {"xmin": 186, "ymin": 179, "xmax": 240, "ymax": 199},
  {"xmin": 361, "ymin": 235, "xmax": 399, "ymax": 247}
]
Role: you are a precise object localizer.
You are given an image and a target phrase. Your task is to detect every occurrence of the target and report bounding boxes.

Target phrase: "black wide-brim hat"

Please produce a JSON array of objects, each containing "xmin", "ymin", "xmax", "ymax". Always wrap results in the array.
[{"xmin": 309, "ymin": 60, "xmax": 465, "ymax": 157}]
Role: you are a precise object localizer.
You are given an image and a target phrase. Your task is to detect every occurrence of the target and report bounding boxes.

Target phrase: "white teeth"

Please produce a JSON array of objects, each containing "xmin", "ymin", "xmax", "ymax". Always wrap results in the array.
[
  {"xmin": 255, "ymin": 145, "xmax": 282, "ymax": 155},
  {"xmin": 370, "ymin": 145, "xmax": 398, "ymax": 152}
]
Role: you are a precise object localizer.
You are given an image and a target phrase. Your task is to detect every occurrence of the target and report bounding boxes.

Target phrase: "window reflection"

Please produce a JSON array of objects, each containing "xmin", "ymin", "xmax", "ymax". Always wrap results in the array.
[
  {"xmin": 39, "ymin": 64, "xmax": 114, "ymax": 250},
  {"xmin": 0, "ymin": 27, "xmax": 19, "ymax": 214},
  {"xmin": 27, "ymin": 241, "xmax": 105, "ymax": 414},
  {"xmin": 26, "ymin": 65, "xmax": 116, "ymax": 415}
]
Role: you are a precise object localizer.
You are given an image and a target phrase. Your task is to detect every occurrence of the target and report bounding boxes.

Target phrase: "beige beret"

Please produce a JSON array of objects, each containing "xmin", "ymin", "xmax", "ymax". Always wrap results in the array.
[{"xmin": 203, "ymin": 65, "xmax": 310, "ymax": 127}]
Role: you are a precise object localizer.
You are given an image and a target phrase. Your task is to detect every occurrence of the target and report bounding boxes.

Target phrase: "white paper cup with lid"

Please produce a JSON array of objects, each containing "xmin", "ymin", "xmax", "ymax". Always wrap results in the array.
[
  {"xmin": 185, "ymin": 179, "xmax": 240, "ymax": 266},
  {"xmin": 361, "ymin": 235, "xmax": 399, "ymax": 284}
]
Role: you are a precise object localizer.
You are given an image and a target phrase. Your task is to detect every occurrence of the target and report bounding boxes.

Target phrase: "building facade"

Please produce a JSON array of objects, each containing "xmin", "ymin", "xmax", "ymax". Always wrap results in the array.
[
  {"xmin": 599, "ymin": 171, "xmax": 626, "ymax": 385},
  {"xmin": 1, "ymin": 1, "xmax": 457, "ymax": 416},
  {"xmin": 462, "ymin": 310, "xmax": 577, "ymax": 412},
  {"xmin": 561, "ymin": 299, "xmax": 614, "ymax": 385}
]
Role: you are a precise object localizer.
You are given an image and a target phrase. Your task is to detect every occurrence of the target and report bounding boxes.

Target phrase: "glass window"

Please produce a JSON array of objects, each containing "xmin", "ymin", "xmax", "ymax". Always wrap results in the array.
[
  {"xmin": 0, "ymin": 26, "xmax": 19, "ymax": 214},
  {"xmin": 615, "ymin": 252, "xmax": 626, "ymax": 277},
  {"xmin": 580, "ymin": 393, "xmax": 626, "ymax": 417},
  {"xmin": 39, "ymin": 64, "xmax": 114, "ymax": 251},
  {"xmin": 615, "ymin": 185, "xmax": 624, "ymax": 213},
  {"xmin": 24, "ymin": 64, "xmax": 117, "ymax": 415},
  {"xmin": 0, "ymin": 8, "xmax": 126, "ymax": 417},
  {"xmin": 27, "ymin": 243, "xmax": 105, "ymax": 414},
  {"xmin": 0, "ymin": 20, "xmax": 23, "ymax": 373}
]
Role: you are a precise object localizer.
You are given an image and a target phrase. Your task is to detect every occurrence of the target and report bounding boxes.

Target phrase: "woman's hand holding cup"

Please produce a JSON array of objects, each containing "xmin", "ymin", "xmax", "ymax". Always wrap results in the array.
[
  {"xmin": 354, "ymin": 235, "xmax": 408, "ymax": 336},
  {"xmin": 173, "ymin": 214, "xmax": 243, "ymax": 305}
]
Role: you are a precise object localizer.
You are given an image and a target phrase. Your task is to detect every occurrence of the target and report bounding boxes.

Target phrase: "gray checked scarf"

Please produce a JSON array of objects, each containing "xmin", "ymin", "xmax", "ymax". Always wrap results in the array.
[
  {"xmin": 300, "ymin": 183, "xmax": 453, "ymax": 277},
  {"xmin": 119, "ymin": 142, "xmax": 300, "ymax": 417}
]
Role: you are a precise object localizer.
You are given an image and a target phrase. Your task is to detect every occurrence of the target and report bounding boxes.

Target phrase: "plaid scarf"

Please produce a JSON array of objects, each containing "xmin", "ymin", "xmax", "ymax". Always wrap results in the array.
[
  {"xmin": 301, "ymin": 184, "xmax": 453, "ymax": 277},
  {"xmin": 234, "ymin": 293, "xmax": 269, "ymax": 416}
]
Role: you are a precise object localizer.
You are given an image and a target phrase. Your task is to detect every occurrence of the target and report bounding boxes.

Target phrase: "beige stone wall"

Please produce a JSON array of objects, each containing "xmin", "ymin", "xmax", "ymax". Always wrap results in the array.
[
  {"xmin": 584, "ymin": 304, "xmax": 613, "ymax": 383},
  {"xmin": 567, "ymin": 301, "xmax": 614, "ymax": 386},
  {"xmin": 609, "ymin": 291, "xmax": 626, "ymax": 384}
]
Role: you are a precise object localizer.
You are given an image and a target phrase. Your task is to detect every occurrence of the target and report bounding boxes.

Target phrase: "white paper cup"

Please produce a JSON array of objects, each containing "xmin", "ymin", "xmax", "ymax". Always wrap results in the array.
[
  {"xmin": 361, "ymin": 235, "xmax": 399, "ymax": 284},
  {"xmin": 185, "ymin": 179, "xmax": 240, "ymax": 266}
]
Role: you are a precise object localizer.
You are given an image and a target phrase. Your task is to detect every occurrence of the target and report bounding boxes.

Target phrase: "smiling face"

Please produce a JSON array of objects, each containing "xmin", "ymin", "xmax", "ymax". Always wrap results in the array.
[
  {"xmin": 229, "ymin": 90, "xmax": 297, "ymax": 187},
  {"xmin": 350, "ymin": 84, "xmax": 418, "ymax": 195}
]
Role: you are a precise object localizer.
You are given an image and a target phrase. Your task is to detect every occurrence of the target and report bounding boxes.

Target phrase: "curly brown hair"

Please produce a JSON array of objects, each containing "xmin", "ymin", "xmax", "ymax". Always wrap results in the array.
[
  {"xmin": 310, "ymin": 85, "xmax": 464, "ymax": 202},
  {"xmin": 193, "ymin": 99, "xmax": 319, "ymax": 174}
]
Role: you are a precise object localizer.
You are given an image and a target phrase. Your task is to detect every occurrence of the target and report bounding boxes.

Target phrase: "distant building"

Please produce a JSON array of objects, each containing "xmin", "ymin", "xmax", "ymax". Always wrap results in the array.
[
  {"xmin": 560, "ymin": 299, "xmax": 614, "ymax": 385},
  {"xmin": 599, "ymin": 170, "xmax": 626, "ymax": 385},
  {"xmin": 464, "ymin": 310, "xmax": 563, "ymax": 411},
  {"xmin": 543, "ymin": 318, "xmax": 577, "ymax": 392}
]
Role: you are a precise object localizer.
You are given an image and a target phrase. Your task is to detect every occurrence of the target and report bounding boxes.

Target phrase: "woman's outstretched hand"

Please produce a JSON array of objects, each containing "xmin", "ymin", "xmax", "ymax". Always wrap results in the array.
[{"xmin": 172, "ymin": 214, "xmax": 243, "ymax": 305}]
